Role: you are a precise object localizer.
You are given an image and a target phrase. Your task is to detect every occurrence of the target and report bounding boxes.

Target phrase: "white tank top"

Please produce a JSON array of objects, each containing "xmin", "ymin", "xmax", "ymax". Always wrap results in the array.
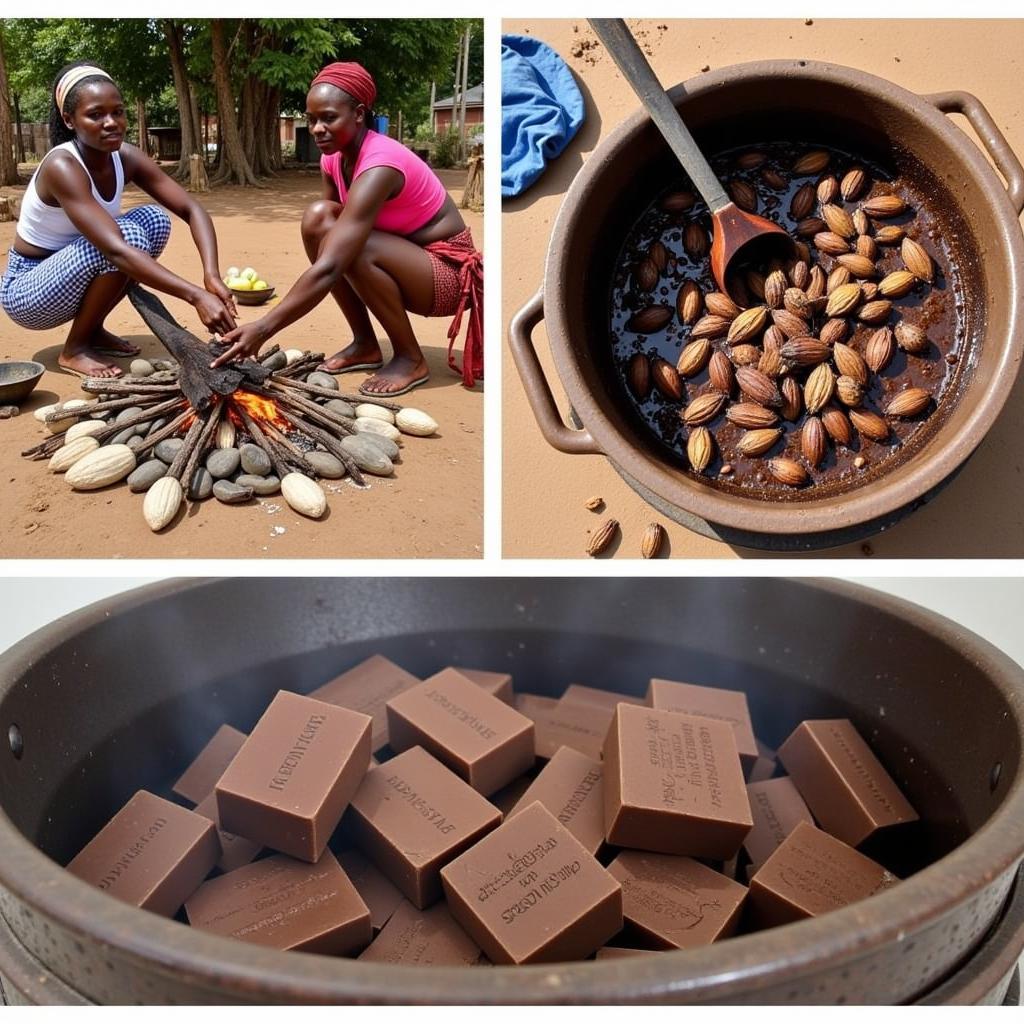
[{"xmin": 17, "ymin": 141, "xmax": 124, "ymax": 251}]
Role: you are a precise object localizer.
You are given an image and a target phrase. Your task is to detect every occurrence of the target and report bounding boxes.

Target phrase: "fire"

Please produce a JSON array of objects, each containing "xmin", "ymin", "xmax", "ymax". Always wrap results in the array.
[{"xmin": 229, "ymin": 389, "xmax": 289, "ymax": 430}]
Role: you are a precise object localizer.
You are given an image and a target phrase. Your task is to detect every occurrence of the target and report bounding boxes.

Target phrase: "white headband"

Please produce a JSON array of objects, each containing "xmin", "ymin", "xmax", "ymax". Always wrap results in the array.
[{"xmin": 55, "ymin": 66, "xmax": 113, "ymax": 114}]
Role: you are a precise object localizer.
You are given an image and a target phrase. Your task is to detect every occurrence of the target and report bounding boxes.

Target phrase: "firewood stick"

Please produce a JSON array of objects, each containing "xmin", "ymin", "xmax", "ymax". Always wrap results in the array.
[
  {"xmin": 272, "ymin": 353, "xmax": 325, "ymax": 379},
  {"xmin": 269, "ymin": 386, "xmax": 357, "ymax": 436},
  {"xmin": 134, "ymin": 408, "xmax": 196, "ymax": 456},
  {"xmin": 179, "ymin": 402, "xmax": 224, "ymax": 489},
  {"xmin": 234, "ymin": 405, "xmax": 291, "ymax": 480},
  {"xmin": 45, "ymin": 394, "xmax": 170, "ymax": 421},
  {"xmin": 80, "ymin": 379, "xmax": 180, "ymax": 395},
  {"xmin": 166, "ymin": 412, "xmax": 208, "ymax": 480},
  {"xmin": 278, "ymin": 409, "xmax": 365, "ymax": 487},
  {"xmin": 271, "ymin": 375, "xmax": 402, "ymax": 411},
  {"xmin": 257, "ymin": 343, "xmax": 281, "ymax": 364},
  {"xmin": 93, "ymin": 398, "xmax": 187, "ymax": 442},
  {"xmin": 261, "ymin": 421, "xmax": 322, "ymax": 477}
]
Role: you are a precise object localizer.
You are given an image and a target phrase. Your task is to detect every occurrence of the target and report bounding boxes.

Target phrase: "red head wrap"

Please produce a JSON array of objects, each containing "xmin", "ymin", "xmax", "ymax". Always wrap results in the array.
[{"xmin": 310, "ymin": 62, "xmax": 377, "ymax": 111}]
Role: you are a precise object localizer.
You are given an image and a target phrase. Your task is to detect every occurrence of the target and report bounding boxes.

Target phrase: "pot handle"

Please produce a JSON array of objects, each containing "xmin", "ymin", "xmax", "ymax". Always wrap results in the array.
[
  {"xmin": 925, "ymin": 90, "xmax": 1024, "ymax": 215},
  {"xmin": 508, "ymin": 289, "xmax": 602, "ymax": 455}
]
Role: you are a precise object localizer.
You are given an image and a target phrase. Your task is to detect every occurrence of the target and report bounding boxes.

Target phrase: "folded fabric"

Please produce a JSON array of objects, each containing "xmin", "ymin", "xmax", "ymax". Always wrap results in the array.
[{"xmin": 501, "ymin": 34, "xmax": 585, "ymax": 199}]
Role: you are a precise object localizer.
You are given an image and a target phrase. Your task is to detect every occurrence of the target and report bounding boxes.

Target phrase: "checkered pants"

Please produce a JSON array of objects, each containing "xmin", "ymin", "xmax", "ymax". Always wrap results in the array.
[{"xmin": 1, "ymin": 205, "xmax": 172, "ymax": 331}]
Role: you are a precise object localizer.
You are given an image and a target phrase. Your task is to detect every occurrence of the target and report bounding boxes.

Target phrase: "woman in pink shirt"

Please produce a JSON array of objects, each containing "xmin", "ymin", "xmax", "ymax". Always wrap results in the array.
[{"xmin": 215, "ymin": 62, "xmax": 482, "ymax": 396}]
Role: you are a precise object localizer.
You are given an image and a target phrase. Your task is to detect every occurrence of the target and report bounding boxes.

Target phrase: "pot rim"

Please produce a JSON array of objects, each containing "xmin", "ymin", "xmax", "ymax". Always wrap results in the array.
[
  {"xmin": 544, "ymin": 58, "xmax": 1024, "ymax": 536},
  {"xmin": 0, "ymin": 577, "xmax": 1023, "ymax": 1003}
]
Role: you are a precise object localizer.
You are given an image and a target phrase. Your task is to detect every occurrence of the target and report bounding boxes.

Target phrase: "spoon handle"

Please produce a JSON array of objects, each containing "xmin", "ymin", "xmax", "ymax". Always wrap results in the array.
[{"xmin": 589, "ymin": 19, "xmax": 730, "ymax": 213}]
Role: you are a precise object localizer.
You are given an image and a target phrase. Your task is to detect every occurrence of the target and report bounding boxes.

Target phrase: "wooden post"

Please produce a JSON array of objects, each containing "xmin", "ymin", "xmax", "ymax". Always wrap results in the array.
[
  {"xmin": 459, "ymin": 26, "xmax": 471, "ymax": 162},
  {"xmin": 429, "ymin": 80, "xmax": 436, "ymax": 133},
  {"xmin": 189, "ymin": 153, "xmax": 209, "ymax": 192},
  {"xmin": 136, "ymin": 97, "xmax": 149, "ymax": 156},
  {"xmin": 460, "ymin": 152, "xmax": 483, "ymax": 211},
  {"xmin": 0, "ymin": 195, "xmax": 12, "ymax": 223},
  {"xmin": 452, "ymin": 40, "xmax": 462, "ymax": 142}
]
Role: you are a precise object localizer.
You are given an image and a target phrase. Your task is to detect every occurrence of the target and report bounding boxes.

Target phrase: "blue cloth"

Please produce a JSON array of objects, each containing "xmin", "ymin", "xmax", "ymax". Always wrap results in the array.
[{"xmin": 501, "ymin": 35, "xmax": 585, "ymax": 198}]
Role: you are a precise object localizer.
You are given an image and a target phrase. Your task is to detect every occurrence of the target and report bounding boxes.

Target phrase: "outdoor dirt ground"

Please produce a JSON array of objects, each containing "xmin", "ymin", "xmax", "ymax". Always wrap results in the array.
[
  {"xmin": 502, "ymin": 19, "xmax": 1024, "ymax": 558},
  {"xmin": 0, "ymin": 167, "xmax": 483, "ymax": 559}
]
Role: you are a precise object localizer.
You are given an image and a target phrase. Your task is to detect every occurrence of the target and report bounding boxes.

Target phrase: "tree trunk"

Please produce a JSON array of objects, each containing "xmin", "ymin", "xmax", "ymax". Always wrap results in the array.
[
  {"xmin": 269, "ymin": 87, "xmax": 282, "ymax": 170},
  {"xmin": 12, "ymin": 92, "xmax": 24, "ymax": 164},
  {"xmin": 451, "ymin": 40, "xmax": 462, "ymax": 141},
  {"xmin": 459, "ymin": 26, "xmax": 471, "ymax": 161},
  {"xmin": 136, "ymin": 96, "xmax": 149, "ymax": 156},
  {"xmin": 208, "ymin": 20, "xmax": 260, "ymax": 187},
  {"xmin": 429, "ymin": 81, "xmax": 436, "ymax": 134},
  {"xmin": 164, "ymin": 20, "xmax": 198, "ymax": 180},
  {"xmin": 0, "ymin": 25, "xmax": 18, "ymax": 186}
]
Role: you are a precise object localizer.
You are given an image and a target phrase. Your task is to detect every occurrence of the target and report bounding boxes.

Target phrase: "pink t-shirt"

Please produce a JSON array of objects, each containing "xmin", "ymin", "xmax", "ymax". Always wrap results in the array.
[{"xmin": 321, "ymin": 130, "xmax": 447, "ymax": 236}]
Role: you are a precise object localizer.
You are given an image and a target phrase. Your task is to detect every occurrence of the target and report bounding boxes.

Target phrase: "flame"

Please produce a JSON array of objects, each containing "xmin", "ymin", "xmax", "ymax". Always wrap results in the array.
[{"xmin": 230, "ymin": 389, "xmax": 289, "ymax": 430}]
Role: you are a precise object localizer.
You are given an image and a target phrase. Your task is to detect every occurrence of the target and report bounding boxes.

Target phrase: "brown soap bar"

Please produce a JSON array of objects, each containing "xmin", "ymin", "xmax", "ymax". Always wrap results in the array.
[
  {"xmin": 194, "ymin": 794, "xmax": 262, "ymax": 874},
  {"xmin": 529, "ymin": 697, "xmax": 610, "ymax": 760},
  {"xmin": 749, "ymin": 820, "xmax": 898, "ymax": 927},
  {"xmin": 515, "ymin": 693, "xmax": 558, "ymax": 718},
  {"xmin": 744, "ymin": 777, "xmax": 814, "ymax": 869},
  {"xmin": 509, "ymin": 746, "xmax": 605, "ymax": 855},
  {"xmin": 451, "ymin": 667, "xmax": 514, "ymax": 705},
  {"xmin": 172, "ymin": 724, "xmax": 247, "ymax": 804},
  {"xmin": 386, "ymin": 669, "xmax": 534, "ymax": 795},
  {"xmin": 345, "ymin": 746, "xmax": 502, "ymax": 908},
  {"xmin": 747, "ymin": 739, "xmax": 778, "ymax": 784},
  {"xmin": 561, "ymin": 684, "xmax": 642, "ymax": 713},
  {"xmin": 441, "ymin": 801, "xmax": 622, "ymax": 965},
  {"xmin": 603, "ymin": 704, "xmax": 752, "ymax": 859},
  {"xmin": 67, "ymin": 790, "xmax": 218, "ymax": 917},
  {"xmin": 337, "ymin": 848, "xmax": 405, "ymax": 933},
  {"xmin": 185, "ymin": 850, "xmax": 371, "ymax": 954},
  {"xmin": 647, "ymin": 678, "xmax": 758, "ymax": 772},
  {"xmin": 595, "ymin": 946, "xmax": 653, "ymax": 960},
  {"xmin": 607, "ymin": 850, "xmax": 747, "ymax": 949},
  {"xmin": 310, "ymin": 654, "xmax": 419, "ymax": 751},
  {"xmin": 778, "ymin": 719, "xmax": 919, "ymax": 846},
  {"xmin": 358, "ymin": 898, "xmax": 481, "ymax": 965},
  {"xmin": 489, "ymin": 772, "xmax": 537, "ymax": 816},
  {"xmin": 216, "ymin": 690, "xmax": 372, "ymax": 862}
]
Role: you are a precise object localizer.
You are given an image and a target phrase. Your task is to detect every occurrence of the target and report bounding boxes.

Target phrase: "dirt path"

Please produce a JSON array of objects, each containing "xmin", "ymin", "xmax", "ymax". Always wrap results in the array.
[{"xmin": 0, "ymin": 168, "xmax": 483, "ymax": 559}]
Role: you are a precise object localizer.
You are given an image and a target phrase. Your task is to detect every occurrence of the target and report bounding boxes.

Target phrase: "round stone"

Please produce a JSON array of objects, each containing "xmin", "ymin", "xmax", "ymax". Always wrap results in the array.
[
  {"xmin": 260, "ymin": 350, "xmax": 288, "ymax": 371},
  {"xmin": 126, "ymin": 435, "xmax": 145, "ymax": 452},
  {"xmin": 239, "ymin": 443, "xmax": 272, "ymax": 476},
  {"xmin": 188, "ymin": 466, "xmax": 214, "ymax": 501},
  {"xmin": 146, "ymin": 417, "xmax": 167, "ymax": 437},
  {"xmin": 127, "ymin": 459, "xmax": 168, "ymax": 493},
  {"xmin": 324, "ymin": 399, "xmax": 356, "ymax": 419},
  {"xmin": 304, "ymin": 451, "xmax": 346, "ymax": 479},
  {"xmin": 151, "ymin": 359, "xmax": 177, "ymax": 372},
  {"xmin": 212, "ymin": 479, "xmax": 254, "ymax": 504},
  {"xmin": 340, "ymin": 435, "xmax": 394, "ymax": 476},
  {"xmin": 354, "ymin": 417, "xmax": 401, "ymax": 443},
  {"xmin": 206, "ymin": 447, "xmax": 241, "ymax": 479},
  {"xmin": 356, "ymin": 431, "xmax": 400, "ymax": 462},
  {"xmin": 236, "ymin": 473, "xmax": 281, "ymax": 495},
  {"xmin": 110, "ymin": 426, "xmax": 136, "ymax": 446},
  {"xmin": 114, "ymin": 406, "xmax": 143, "ymax": 425},
  {"xmin": 129, "ymin": 359, "xmax": 155, "ymax": 377},
  {"xmin": 306, "ymin": 371, "xmax": 339, "ymax": 391},
  {"xmin": 155, "ymin": 438, "xmax": 184, "ymax": 464}
]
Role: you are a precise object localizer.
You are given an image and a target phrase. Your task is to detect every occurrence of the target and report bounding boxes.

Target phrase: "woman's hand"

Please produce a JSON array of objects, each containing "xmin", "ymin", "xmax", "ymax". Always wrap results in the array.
[
  {"xmin": 210, "ymin": 319, "xmax": 272, "ymax": 367},
  {"xmin": 191, "ymin": 288, "xmax": 237, "ymax": 335},
  {"xmin": 204, "ymin": 272, "xmax": 238, "ymax": 318}
]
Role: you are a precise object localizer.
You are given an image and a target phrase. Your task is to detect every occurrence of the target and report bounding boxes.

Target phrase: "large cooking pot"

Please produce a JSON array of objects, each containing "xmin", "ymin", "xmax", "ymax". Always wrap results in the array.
[
  {"xmin": 509, "ymin": 61, "xmax": 1024, "ymax": 549},
  {"xmin": 0, "ymin": 578, "xmax": 1022, "ymax": 1004}
]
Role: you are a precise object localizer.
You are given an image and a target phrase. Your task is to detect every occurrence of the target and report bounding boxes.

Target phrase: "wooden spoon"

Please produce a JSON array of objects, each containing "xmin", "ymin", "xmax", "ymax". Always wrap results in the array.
[{"xmin": 590, "ymin": 19, "xmax": 795, "ymax": 302}]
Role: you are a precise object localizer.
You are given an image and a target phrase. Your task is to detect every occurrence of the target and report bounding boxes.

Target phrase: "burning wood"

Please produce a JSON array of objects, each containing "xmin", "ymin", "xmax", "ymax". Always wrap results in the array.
[{"xmin": 22, "ymin": 288, "xmax": 440, "ymax": 531}]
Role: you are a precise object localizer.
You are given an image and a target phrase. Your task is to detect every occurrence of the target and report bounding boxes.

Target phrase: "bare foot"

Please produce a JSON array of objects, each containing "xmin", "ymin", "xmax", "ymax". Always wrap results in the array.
[
  {"xmin": 59, "ymin": 348, "xmax": 124, "ymax": 379},
  {"xmin": 92, "ymin": 327, "xmax": 140, "ymax": 357},
  {"xmin": 359, "ymin": 354, "xmax": 430, "ymax": 396},
  {"xmin": 319, "ymin": 338, "xmax": 384, "ymax": 373}
]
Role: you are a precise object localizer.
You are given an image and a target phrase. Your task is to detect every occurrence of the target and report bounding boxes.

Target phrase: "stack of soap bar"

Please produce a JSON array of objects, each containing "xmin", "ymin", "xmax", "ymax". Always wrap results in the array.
[
  {"xmin": 743, "ymin": 777, "xmax": 813, "ymax": 870},
  {"xmin": 216, "ymin": 690, "xmax": 372, "ymax": 862},
  {"xmin": 358, "ymin": 899, "xmax": 482, "ymax": 965},
  {"xmin": 193, "ymin": 793, "xmax": 262, "ymax": 874},
  {"xmin": 172, "ymin": 724, "xmax": 247, "ymax": 804},
  {"xmin": 453, "ymin": 667, "xmax": 514, "ymax": 704}
]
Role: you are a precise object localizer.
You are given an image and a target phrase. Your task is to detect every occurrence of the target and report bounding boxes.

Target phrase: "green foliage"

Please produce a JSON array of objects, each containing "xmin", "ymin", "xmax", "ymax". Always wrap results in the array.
[{"xmin": 431, "ymin": 129, "xmax": 460, "ymax": 169}]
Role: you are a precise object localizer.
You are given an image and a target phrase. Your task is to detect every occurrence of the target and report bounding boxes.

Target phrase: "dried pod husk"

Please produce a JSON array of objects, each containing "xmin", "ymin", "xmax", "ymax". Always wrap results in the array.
[
  {"xmin": 801, "ymin": 416, "xmax": 828, "ymax": 467},
  {"xmin": 852, "ymin": 208, "xmax": 871, "ymax": 237},
  {"xmin": 875, "ymin": 225, "xmax": 905, "ymax": 246},
  {"xmin": 587, "ymin": 518, "xmax": 619, "ymax": 557},
  {"xmin": 282, "ymin": 473, "xmax": 328, "ymax": 519},
  {"xmin": 143, "ymin": 476, "xmax": 184, "ymax": 532},
  {"xmin": 709, "ymin": 349, "xmax": 735, "ymax": 394},
  {"xmin": 628, "ymin": 304, "xmax": 673, "ymax": 333},
  {"xmin": 745, "ymin": 270, "xmax": 766, "ymax": 302},
  {"xmin": 806, "ymin": 265, "xmax": 827, "ymax": 300},
  {"xmin": 901, "ymin": 237, "xmax": 934, "ymax": 283},
  {"xmin": 768, "ymin": 457, "xmax": 809, "ymax": 487},
  {"xmin": 676, "ymin": 337, "xmax": 712, "ymax": 377},
  {"xmin": 835, "ymin": 253, "xmax": 878, "ymax": 279},
  {"xmin": 782, "ymin": 288, "xmax": 812, "ymax": 320},
  {"xmin": 764, "ymin": 269, "xmax": 788, "ymax": 309},
  {"xmin": 704, "ymin": 292, "xmax": 742, "ymax": 320},
  {"xmin": 640, "ymin": 522, "xmax": 667, "ymax": 559},
  {"xmin": 795, "ymin": 217, "xmax": 827, "ymax": 238},
  {"xmin": 864, "ymin": 327, "xmax": 896, "ymax": 372},
  {"xmin": 781, "ymin": 337, "xmax": 831, "ymax": 368},
  {"xmin": 825, "ymin": 283, "xmax": 864, "ymax": 318},
  {"xmin": 822, "ymin": 407, "xmax": 854, "ymax": 446},
  {"xmin": 737, "ymin": 427, "xmax": 783, "ymax": 457},
  {"xmin": 652, "ymin": 357, "xmax": 683, "ymax": 400},
  {"xmin": 879, "ymin": 270, "xmax": 917, "ymax": 299},
  {"xmin": 628, "ymin": 352, "xmax": 651, "ymax": 399},
  {"xmin": 895, "ymin": 322, "xmax": 930, "ymax": 354},
  {"xmin": 833, "ymin": 342, "xmax": 869, "ymax": 385},
  {"xmin": 859, "ymin": 299, "xmax": 894, "ymax": 325},
  {"xmin": 850, "ymin": 408, "xmax": 890, "ymax": 442},
  {"xmin": 684, "ymin": 222, "xmax": 710, "ymax": 258},
  {"xmin": 214, "ymin": 420, "xmax": 237, "ymax": 450},
  {"xmin": 793, "ymin": 240, "xmax": 812, "ymax": 265},
  {"xmin": 862, "ymin": 194, "xmax": 907, "ymax": 218},
  {"xmin": 860, "ymin": 282, "xmax": 880, "ymax": 303},
  {"xmin": 648, "ymin": 240, "xmax": 668, "ymax": 272},
  {"xmin": 813, "ymin": 231, "xmax": 850, "ymax": 256},
  {"xmin": 730, "ymin": 344, "xmax": 762, "ymax": 366},
  {"xmin": 761, "ymin": 167, "xmax": 787, "ymax": 190},
  {"xmin": 634, "ymin": 258, "xmax": 659, "ymax": 291},
  {"xmin": 771, "ymin": 308, "xmax": 810, "ymax": 339},
  {"xmin": 817, "ymin": 175, "xmax": 840, "ymax": 205},
  {"xmin": 886, "ymin": 386, "xmax": 931, "ymax": 418},
  {"xmin": 827, "ymin": 266, "xmax": 852, "ymax": 294},
  {"xmin": 856, "ymin": 234, "xmax": 879, "ymax": 261},
  {"xmin": 662, "ymin": 190, "xmax": 696, "ymax": 213},
  {"xmin": 48, "ymin": 435, "xmax": 100, "ymax": 473},
  {"xmin": 682, "ymin": 391, "xmax": 726, "ymax": 426},
  {"xmin": 789, "ymin": 260, "xmax": 811, "ymax": 291},
  {"xmin": 763, "ymin": 324, "xmax": 786, "ymax": 352},
  {"xmin": 836, "ymin": 374, "xmax": 865, "ymax": 407},
  {"xmin": 729, "ymin": 180, "xmax": 758, "ymax": 212},
  {"xmin": 841, "ymin": 168, "xmax": 868, "ymax": 201},
  {"xmin": 821, "ymin": 203, "xmax": 856, "ymax": 239},
  {"xmin": 737, "ymin": 151, "xmax": 767, "ymax": 170},
  {"xmin": 727, "ymin": 402, "xmax": 779, "ymax": 429},
  {"xmin": 790, "ymin": 183, "xmax": 817, "ymax": 221},
  {"xmin": 819, "ymin": 317, "xmax": 849, "ymax": 346},
  {"xmin": 677, "ymin": 281, "xmax": 703, "ymax": 324},
  {"xmin": 690, "ymin": 314, "xmax": 733, "ymax": 340},
  {"xmin": 758, "ymin": 346, "xmax": 785, "ymax": 379},
  {"xmin": 780, "ymin": 376, "xmax": 802, "ymax": 421},
  {"xmin": 727, "ymin": 305, "xmax": 769, "ymax": 345},
  {"xmin": 736, "ymin": 366, "xmax": 782, "ymax": 408},
  {"xmin": 804, "ymin": 363, "xmax": 836, "ymax": 414},
  {"xmin": 687, "ymin": 427, "xmax": 715, "ymax": 473},
  {"xmin": 793, "ymin": 150, "xmax": 829, "ymax": 175}
]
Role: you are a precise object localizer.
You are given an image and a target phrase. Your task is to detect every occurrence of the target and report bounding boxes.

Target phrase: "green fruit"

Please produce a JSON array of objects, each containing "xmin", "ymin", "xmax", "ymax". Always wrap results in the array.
[{"xmin": 254, "ymin": 279, "xmax": 268, "ymax": 290}]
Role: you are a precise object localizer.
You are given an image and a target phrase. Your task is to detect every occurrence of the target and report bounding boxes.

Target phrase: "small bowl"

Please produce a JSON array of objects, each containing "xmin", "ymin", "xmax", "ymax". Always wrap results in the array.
[
  {"xmin": 0, "ymin": 361, "xmax": 45, "ymax": 404},
  {"xmin": 229, "ymin": 285, "xmax": 275, "ymax": 307}
]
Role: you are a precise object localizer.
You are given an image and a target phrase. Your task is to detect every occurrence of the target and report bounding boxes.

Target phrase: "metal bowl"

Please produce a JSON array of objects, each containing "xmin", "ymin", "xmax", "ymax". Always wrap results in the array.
[
  {"xmin": 0, "ymin": 578, "xmax": 1022, "ymax": 1003},
  {"xmin": 0, "ymin": 362, "xmax": 45, "ymax": 404}
]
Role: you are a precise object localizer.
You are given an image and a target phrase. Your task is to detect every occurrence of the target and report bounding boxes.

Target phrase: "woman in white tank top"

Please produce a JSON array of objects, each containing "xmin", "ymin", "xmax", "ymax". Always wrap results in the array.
[{"xmin": 0, "ymin": 62, "xmax": 237, "ymax": 378}]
